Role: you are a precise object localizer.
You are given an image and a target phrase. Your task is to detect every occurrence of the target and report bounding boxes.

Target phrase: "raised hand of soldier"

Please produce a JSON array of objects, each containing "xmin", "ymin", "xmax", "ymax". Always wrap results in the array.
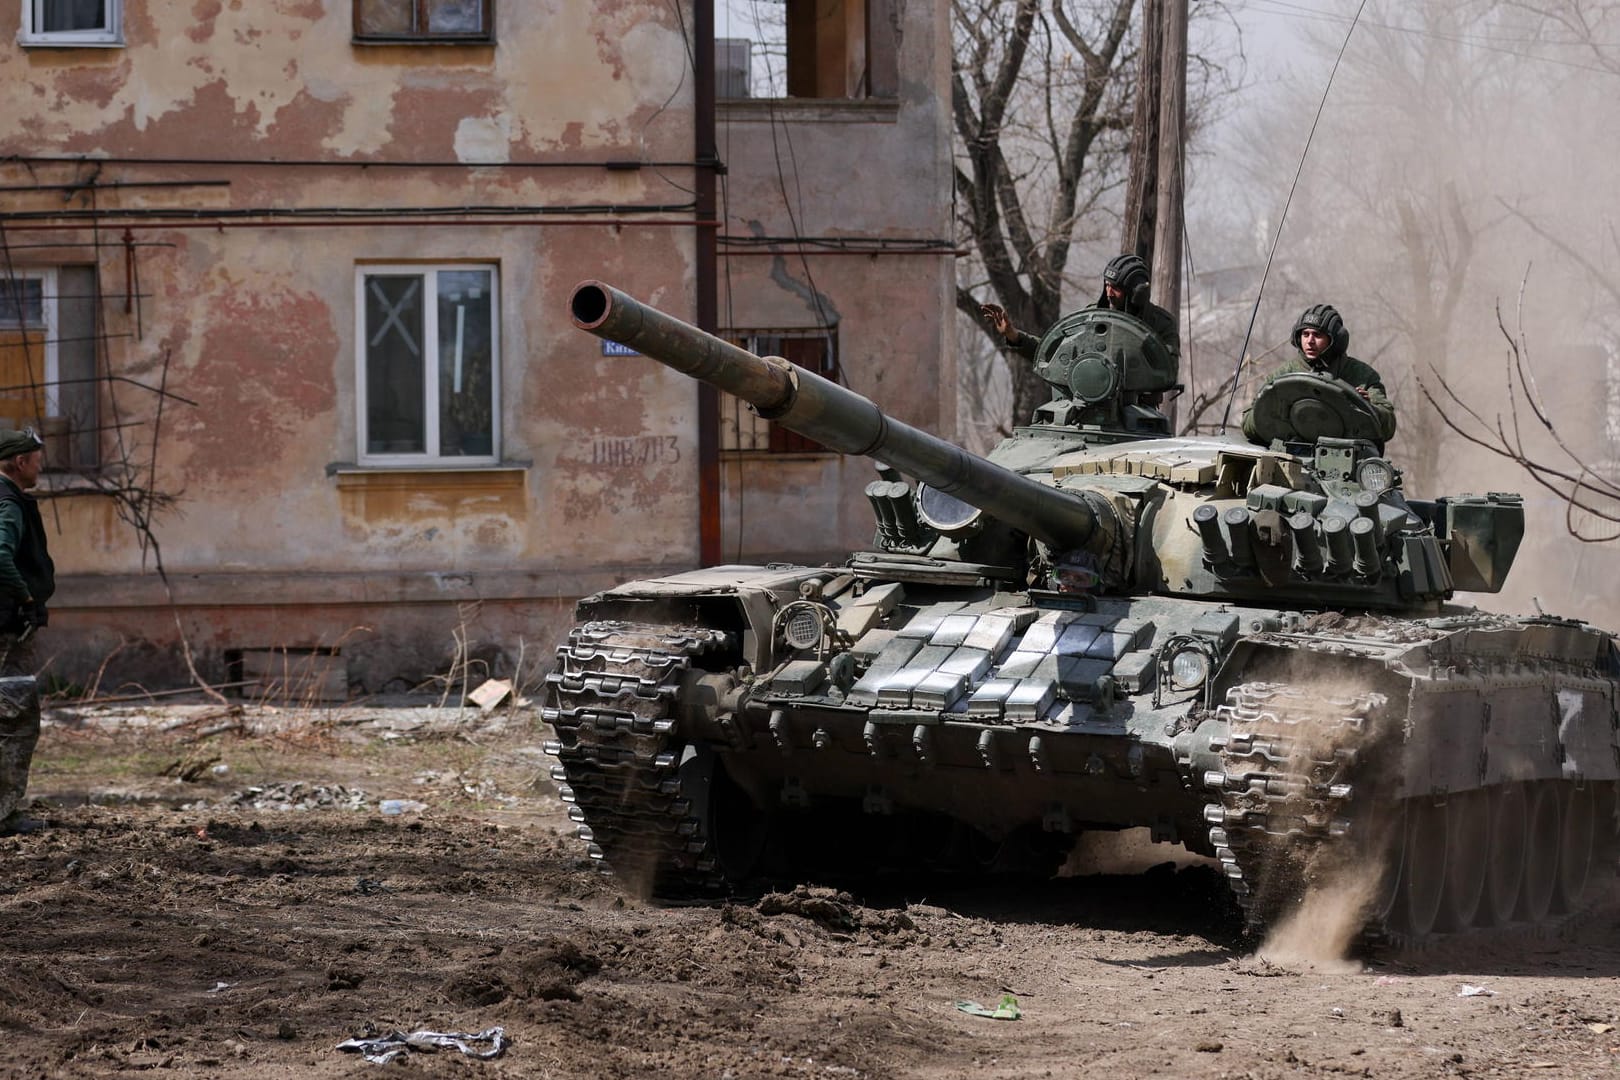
[{"xmin": 979, "ymin": 303, "xmax": 1017, "ymax": 344}]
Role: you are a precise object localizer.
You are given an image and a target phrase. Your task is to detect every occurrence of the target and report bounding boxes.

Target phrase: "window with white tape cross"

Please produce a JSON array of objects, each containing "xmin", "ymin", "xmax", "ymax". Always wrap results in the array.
[{"xmin": 355, "ymin": 265, "xmax": 499, "ymax": 464}]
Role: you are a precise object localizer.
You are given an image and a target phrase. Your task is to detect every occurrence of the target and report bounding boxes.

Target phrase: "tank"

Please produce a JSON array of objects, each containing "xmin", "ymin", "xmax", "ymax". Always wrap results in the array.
[{"xmin": 545, "ymin": 280, "xmax": 1620, "ymax": 943}]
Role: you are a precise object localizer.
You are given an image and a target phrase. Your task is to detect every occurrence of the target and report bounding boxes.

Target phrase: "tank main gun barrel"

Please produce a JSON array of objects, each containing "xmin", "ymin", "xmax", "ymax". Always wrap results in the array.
[{"xmin": 570, "ymin": 281, "xmax": 1102, "ymax": 550}]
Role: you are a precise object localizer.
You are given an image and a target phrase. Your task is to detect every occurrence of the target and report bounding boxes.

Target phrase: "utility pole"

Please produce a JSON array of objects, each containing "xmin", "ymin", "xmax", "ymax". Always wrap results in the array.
[
  {"xmin": 695, "ymin": 0, "xmax": 721, "ymax": 565},
  {"xmin": 1121, "ymin": 0, "xmax": 1162, "ymax": 263},
  {"xmin": 1153, "ymin": 0, "xmax": 1186, "ymax": 324},
  {"xmin": 1155, "ymin": 0, "xmax": 1187, "ymax": 429},
  {"xmin": 1122, "ymin": 0, "xmax": 1188, "ymax": 427}
]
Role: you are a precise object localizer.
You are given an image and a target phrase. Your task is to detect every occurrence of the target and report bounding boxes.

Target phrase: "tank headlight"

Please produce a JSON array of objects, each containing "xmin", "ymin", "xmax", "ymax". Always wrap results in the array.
[
  {"xmin": 1168, "ymin": 648, "xmax": 1211, "ymax": 690},
  {"xmin": 781, "ymin": 606, "xmax": 825, "ymax": 651},
  {"xmin": 1356, "ymin": 458, "xmax": 1394, "ymax": 494},
  {"xmin": 917, "ymin": 483, "xmax": 983, "ymax": 536}
]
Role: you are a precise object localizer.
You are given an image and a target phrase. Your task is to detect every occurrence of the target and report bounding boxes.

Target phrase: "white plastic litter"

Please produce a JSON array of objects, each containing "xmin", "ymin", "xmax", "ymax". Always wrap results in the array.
[
  {"xmin": 336, "ymin": 1026, "xmax": 509, "ymax": 1065},
  {"xmin": 1457, "ymin": 984, "xmax": 1497, "ymax": 998}
]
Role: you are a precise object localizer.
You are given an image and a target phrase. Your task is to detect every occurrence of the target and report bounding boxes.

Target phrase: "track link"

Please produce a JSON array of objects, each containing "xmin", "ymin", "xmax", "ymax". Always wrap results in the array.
[
  {"xmin": 542, "ymin": 620, "xmax": 733, "ymax": 896},
  {"xmin": 1203, "ymin": 680, "xmax": 1387, "ymax": 935}
]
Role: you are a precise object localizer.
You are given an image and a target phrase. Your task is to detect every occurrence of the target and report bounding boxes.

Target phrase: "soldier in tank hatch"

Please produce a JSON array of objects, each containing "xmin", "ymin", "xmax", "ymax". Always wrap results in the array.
[
  {"xmin": 1241, "ymin": 303, "xmax": 1397, "ymax": 446},
  {"xmin": 978, "ymin": 253, "xmax": 1181, "ymax": 374}
]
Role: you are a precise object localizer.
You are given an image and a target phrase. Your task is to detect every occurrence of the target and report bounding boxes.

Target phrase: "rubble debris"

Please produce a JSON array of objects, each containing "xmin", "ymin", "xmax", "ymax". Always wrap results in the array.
[
  {"xmin": 468, "ymin": 679, "xmax": 512, "ymax": 711},
  {"xmin": 207, "ymin": 782, "xmax": 370, "ymax": 812},
  {"xmin": 335, "ymin": 1026, "xmax": 509, "ymax": 1065},
  {"xmin": 758, "ymin": 886, "xmax": 861, "ymax": 933}
]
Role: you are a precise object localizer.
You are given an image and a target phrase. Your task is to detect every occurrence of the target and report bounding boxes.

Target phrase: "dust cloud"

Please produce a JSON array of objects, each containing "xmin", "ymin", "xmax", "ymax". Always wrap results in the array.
[
  {"xmin": 1233, "ymin": 656, "xmax": 1402, "ymax": 967},
  {"xmin": 1190, "ymin": 0, "xmax": 1620, "ymax": 627},
  {"xmin": 1258, "ymin": 879, "xmax": 1373, "ymax": 973},
  {"xmin": 1256, "ymin": 809, "xmax": 1400, "ymax": 972}
]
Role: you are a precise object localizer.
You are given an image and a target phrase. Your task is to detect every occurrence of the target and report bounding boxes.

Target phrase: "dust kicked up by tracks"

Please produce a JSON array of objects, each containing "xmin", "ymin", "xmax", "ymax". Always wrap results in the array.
[{"xmin": 3, "ymin": 702, "xmax": 1620, "ymax": 1079}]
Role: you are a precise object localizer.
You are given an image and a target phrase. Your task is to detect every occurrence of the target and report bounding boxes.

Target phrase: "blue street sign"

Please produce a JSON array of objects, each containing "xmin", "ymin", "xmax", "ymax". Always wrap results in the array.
[{"xmin": 601, "ymin": 340, "xmax": 639, "ymax": 356}]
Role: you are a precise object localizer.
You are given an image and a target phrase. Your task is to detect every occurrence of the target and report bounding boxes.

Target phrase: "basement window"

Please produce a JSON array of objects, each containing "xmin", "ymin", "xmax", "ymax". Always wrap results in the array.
[
  {"xmin": 356, "ymin": 264, "xmax": 500, "ymax": 465},
  {"xmin": 20, "ymin": 0, "xmax": 122, "ymax": 46},
  {"xmin": 353, "ymin": 0, "xmax": 493, "ymax": 43},
  {"xmin": 717, "ymin": 0, "xmax": 898, "ymax": 100},
  {"xmin": 720, "ymin": 330, "xmax": 838, "ymax": 454},
  {"xmin": 0, "ymin": 268, "xmax": 100, "ymax": 472},
  {"xmin": 226, "ymin": 647, "xmax": 350, "ymax": 705}
]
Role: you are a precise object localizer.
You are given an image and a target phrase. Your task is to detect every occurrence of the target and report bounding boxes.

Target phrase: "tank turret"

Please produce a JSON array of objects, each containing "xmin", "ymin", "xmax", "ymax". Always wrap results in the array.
[{"xmin": 570, "ymin": 280, "xmax": 1522, "ymax": 609}]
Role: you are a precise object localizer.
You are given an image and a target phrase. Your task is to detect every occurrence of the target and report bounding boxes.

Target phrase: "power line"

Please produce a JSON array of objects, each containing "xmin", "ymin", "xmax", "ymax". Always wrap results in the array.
[
  {"xmin": 1221, "ymin": 0, "xmax": 1370, "ymax": 431},
  {"xmin": 1253, "ymin": 0, "xmax": 1620, "ymax": 47},
  {"xmin": 1243, "ymin": 0, "xmax": 1620, "ymax": 77}
]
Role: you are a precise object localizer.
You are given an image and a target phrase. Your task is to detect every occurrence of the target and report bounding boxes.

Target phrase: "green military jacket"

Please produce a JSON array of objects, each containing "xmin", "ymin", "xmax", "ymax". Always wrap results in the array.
[
  {"xmin": 0, "ymin": 474, "xmax": 54, "ymax": 631},
  {"xmin": 1241, "ymin": 351, "xmax": 1397, "ymax": 445}
]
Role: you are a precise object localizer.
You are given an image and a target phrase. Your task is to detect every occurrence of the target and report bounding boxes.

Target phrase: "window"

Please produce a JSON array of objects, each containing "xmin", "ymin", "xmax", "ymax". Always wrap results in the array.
[
  {"xmin": 0, "ymin": 267, "xmax": 99, "ymax": 471},
  {"xmin": 720, "ymin": 330, "xmax": 838, "ymax": 453},
  {"xmin": 353, "ymin": 0, "xmax": 492, "ymax": 43},
  {"xmin": 20, "ymin": 0, "xmax": 122, "ymax": 45},
  {"xmin": 717, "ymin": 0, "xmax": 897, "ymax": 100},
  {"xmin": 356, "ymin": 265, "xmax": 499, "ymax": 464}
]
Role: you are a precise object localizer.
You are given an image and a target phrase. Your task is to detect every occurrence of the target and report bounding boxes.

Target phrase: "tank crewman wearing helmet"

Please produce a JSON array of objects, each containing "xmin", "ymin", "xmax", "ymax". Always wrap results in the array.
[
  {"xmin": 979, "ymin": 253, "xmax": 1181, "ymax": 372},
  {"xmin": 1241, "ymin": 304, "xmax": 1397, "ymax": 445}
]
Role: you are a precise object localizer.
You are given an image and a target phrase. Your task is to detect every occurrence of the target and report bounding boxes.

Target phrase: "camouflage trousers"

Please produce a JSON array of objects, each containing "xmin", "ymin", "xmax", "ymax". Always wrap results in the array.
[
  {"xmin": 0, "ymin": 635, "xmax": 41, "ymax": 824},
  {"xmin": 0, "ymin": 632, "xmax": 36, "ymax": 677}
]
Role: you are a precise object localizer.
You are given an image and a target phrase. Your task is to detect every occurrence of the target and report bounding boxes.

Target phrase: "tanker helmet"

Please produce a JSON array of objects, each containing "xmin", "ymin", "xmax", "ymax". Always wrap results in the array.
[
  {"xmin": 1291, "ymin": 303, "xmax": 1349, "ymax": 364},
  {"xmin": 1101, "ymin": 253, "xmax": 1151, "ymax": 311}
]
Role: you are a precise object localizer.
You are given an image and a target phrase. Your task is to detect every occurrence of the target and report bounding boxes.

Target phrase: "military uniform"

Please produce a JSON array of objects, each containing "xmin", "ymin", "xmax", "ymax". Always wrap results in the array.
[
  {"xmin": 0, "ymin": 428, "xmax": 49, "ymax": 833},
  {"xmin": 1242, "ymin": 305, "xmax": 1396, "ymax": 446},
  {"xmin": 0, "ymin": 467, "xmax": 53, "ymax": 676}
]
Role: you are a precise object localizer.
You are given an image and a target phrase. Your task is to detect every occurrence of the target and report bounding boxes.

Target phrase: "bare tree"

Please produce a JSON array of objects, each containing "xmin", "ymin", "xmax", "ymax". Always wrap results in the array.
[
  {"xmin": 1421, "ymin": 287, "xmax": 1620, "ymax": 542},
  {"xmin": 952, "ymin": 0, "xmax": 1139, "ymax": 429},
  {"xmin": 1404, "ymin": 0, "xmax": 1620, "ymax": 539},
  {"xmin": 1498, "ymin": 0, "xmax": 1620, "ymax": 75},
  {"xmin": 1210, "ymin": 0, "xmax": 1558, "ymax": 487},
  {"xmin": 954, "ymin": 313, "xmax": 1013, "ymax": 455}
]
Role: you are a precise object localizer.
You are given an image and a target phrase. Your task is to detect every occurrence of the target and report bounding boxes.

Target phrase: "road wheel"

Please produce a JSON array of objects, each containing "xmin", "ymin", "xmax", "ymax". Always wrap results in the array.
[
  {"xmin": 1482, "ymin": 785, "xmax": 1527, "ymax": 926},
  {"xmin": 1517, "ymin": 782, "xmax": 1560, "ymax": 924},
  {"xmin": 1440, "ymin": 790, "xmax": 1488, "ymax": 930},
  {"xmin": 1401, "ymin": 798, "xmax": 1447, "ymax": 938},
  {"xmin": 1555, "ymin": 783, "xmax": 1595, "ymax": 913},
  {"xmin": 1364, "ymin": 803, "xmax": 1406, "ymax": 930}
]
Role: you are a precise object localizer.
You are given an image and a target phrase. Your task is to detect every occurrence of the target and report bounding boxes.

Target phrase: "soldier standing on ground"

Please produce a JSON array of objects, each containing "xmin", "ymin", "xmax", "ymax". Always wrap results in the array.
[
  {"xmin": 1241, "ymin": 304, "xmax": 1397, "ymax": 447},
  {"xmin": 978, "ymin": 253, "xmax": 1182, "ymax": 370},
  {"xmin": 0, "ymin": 427, "xmax": 52, "ymax": 834}
]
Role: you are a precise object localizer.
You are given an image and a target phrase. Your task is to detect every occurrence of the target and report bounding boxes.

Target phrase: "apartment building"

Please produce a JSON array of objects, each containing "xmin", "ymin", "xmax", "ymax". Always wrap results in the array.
[{"xmin": 0, "ymin": 0, "xmax": 954, "ymax": 693}]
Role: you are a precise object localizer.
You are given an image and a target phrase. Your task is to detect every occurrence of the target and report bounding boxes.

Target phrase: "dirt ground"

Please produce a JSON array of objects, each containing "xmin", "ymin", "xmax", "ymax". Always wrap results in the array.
[{"xmin": 4, "ymin": 702, "xmax": 1620, "ymax": 1079}]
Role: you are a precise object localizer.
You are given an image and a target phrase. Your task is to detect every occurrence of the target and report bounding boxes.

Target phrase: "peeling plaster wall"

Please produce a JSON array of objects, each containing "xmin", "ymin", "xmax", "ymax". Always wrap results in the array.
[
  {"xmin": 714, "ymin": 0, "xmax": 956, "ymax": 558},
  {"xmin": 716, "ymin": 250, "xmax": 955, "ymax": 560},
  {"xmin": 0, "ymin": 0, "xmax": 955, "ymax": 690}
]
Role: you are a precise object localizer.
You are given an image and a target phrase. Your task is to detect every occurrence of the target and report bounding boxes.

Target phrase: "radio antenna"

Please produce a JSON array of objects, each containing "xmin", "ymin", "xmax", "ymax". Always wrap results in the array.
[{"xmin": 1220, "ymin": 0, "xmax": 1369, "ymax": 431}]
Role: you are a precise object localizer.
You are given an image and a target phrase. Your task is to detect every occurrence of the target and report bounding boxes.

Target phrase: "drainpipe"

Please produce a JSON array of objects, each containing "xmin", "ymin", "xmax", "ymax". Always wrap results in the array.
[{"xmin": 694, "ymin": 0, "xmax": 722, "ymax": 566}]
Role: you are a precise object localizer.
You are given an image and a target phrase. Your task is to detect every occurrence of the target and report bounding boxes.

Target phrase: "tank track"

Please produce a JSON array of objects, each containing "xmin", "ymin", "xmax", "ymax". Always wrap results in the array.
[
  {"xmin": 541, "ymin": 620, "xmax": 732, "ymax": 897},
  {"xmin": 1203, "ymin": 681, "xmax": 1385, "ymax": 936},
  {"xmin": 1204, "ymin": 679, "xmax": 1617, "ymax": 948}
]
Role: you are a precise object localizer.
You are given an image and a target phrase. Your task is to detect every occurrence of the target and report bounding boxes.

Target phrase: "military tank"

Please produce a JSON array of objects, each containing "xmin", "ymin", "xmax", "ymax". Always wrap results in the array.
[{"xmin": 544, "ymin": 280, "xmax": 1620, "ymax": 943}]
